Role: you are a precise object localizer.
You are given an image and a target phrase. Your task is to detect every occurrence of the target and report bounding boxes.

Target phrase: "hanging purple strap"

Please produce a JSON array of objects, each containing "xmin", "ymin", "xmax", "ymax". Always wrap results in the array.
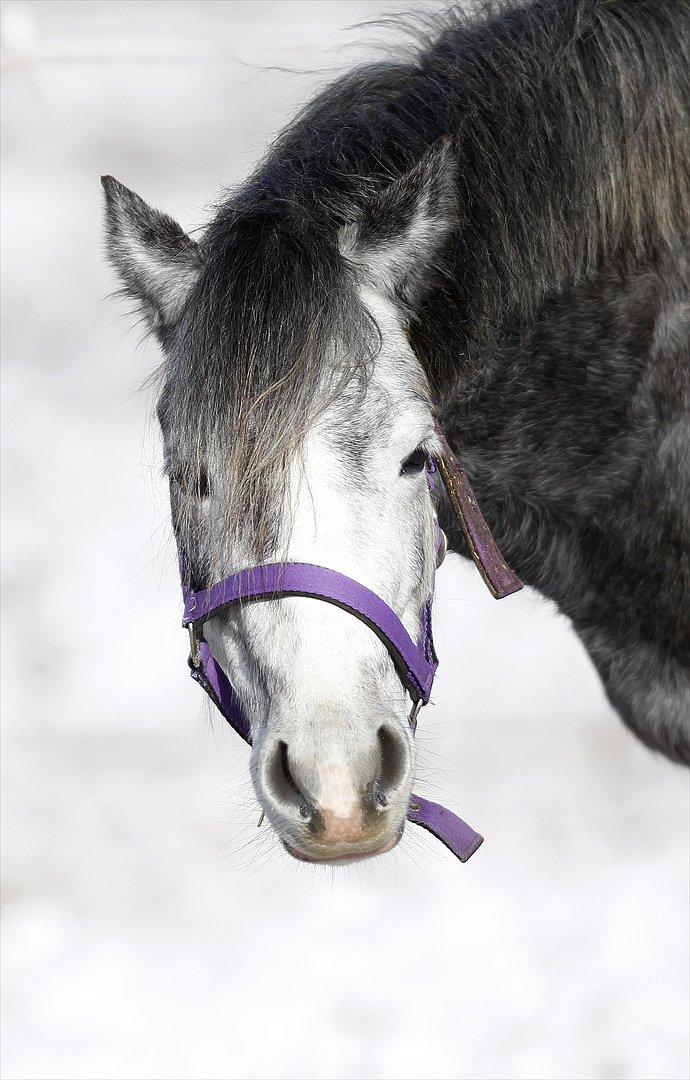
[{"xmin": 407, "ymin": 795, "xmax": 485, "ymax": 862}]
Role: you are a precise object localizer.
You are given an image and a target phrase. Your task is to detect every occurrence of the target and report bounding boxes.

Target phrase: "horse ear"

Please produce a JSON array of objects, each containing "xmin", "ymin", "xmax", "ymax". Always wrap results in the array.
[
  {"xmin": 339, "ymin": 137, "xmax": 456, "ymax": 309},
  {"xmin": 101, "ymin": 176, "xmax": 202, "ymax": 334}
]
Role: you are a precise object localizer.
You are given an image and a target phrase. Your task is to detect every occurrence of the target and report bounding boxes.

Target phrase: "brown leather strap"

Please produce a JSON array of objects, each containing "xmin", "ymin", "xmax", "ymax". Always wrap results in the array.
[{"xmin": 434, "ymin": 422, "xmax": 523, "ymax": 600}]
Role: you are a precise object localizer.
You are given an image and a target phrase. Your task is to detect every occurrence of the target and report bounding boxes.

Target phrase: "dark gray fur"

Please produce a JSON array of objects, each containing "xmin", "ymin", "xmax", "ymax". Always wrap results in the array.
[{"xmin": 103, "ymin": 0, "xmax": 690, "ymax": 761}]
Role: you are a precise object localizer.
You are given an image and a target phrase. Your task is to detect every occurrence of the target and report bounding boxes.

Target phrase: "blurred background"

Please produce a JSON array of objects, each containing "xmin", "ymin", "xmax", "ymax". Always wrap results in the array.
[{"xmin": 1, "ymin": 3, "xmax": 688, "ymax": 1079}]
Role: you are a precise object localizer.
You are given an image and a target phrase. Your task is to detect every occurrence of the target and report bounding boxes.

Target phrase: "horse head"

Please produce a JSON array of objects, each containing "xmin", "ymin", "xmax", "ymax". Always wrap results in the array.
[{"xmin": 103, "ymin": 143, "xmax": 469, "ymax": 863}]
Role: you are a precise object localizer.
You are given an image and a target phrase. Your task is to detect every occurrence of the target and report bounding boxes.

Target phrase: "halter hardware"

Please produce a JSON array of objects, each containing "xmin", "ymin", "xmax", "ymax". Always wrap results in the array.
[
  {"xmin": 409, "ymin": 696, "xmax": 423, "ymax": 730},
  {"xmin": 188, "ymin": 624, "xmax": 201, "ymax": 669}
]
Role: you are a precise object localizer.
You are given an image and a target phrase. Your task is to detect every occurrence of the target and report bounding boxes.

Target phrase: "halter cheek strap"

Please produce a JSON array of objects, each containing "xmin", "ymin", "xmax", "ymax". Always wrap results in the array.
[
  {"xmin": 184, "ymin": 562, "xmax": 438, "ymax": 704},
  {"xmin": 180, "ymin": 434, "xmax": 522, "ymax": 864}
]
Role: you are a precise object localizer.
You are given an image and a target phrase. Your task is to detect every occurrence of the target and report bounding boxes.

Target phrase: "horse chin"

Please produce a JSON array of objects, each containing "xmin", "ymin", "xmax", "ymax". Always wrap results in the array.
[{"xmin": 281, "ymin": 825, "xmax": 404, "ymax": 866}]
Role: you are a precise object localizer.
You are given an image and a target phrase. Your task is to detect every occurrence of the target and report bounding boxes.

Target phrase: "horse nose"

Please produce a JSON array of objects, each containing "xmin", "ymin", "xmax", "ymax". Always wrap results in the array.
[
  {"xmin": 259, "ymin": 725, "xmax": 411, "ymax": 860},
  {"xmin": 373, "ymin": 724, "xmax": 410, "ymax": 808},
  {"xmin": 263, "ymin": 739, "xmax": 314, "ymax": 820}
]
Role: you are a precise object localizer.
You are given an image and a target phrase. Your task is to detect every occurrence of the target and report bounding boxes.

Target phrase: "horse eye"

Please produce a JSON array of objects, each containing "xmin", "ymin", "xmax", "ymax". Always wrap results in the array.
[
  {"xmin": 172, "ymin": 467, "xmax": 210, "ymax": 498},
  {"xmin": 400, "ymin": 447, "xmax": 427, "ymax": 475}
]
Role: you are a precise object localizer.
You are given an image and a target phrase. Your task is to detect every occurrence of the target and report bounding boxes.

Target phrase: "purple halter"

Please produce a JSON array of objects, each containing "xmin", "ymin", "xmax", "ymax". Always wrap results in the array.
[{"xmin": 181, "ymin": 429, "xmax": 522, "ymax": 863}]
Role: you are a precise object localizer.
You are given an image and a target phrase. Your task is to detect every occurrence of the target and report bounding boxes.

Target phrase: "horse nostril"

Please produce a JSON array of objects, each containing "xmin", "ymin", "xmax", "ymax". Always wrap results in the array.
[
  {"xmin": 375, "ymin": 725, "xmax": 409, "ymax": 806},
  {"xmin": 265, "ymin": 740, "xmax": 312, "ymax": 818}
]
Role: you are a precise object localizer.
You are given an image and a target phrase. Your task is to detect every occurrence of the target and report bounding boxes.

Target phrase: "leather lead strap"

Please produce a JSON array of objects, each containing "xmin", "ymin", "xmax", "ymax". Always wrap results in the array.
[{"xmin": 433, "ymin": 423, "xmax": 523, "ymax": 600}]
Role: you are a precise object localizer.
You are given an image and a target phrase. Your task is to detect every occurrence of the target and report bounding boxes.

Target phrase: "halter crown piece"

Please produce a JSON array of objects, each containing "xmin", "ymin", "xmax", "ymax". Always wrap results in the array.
[{"xmin": 180, "ymin": 423, "xmax": 522, "ymax": 863}]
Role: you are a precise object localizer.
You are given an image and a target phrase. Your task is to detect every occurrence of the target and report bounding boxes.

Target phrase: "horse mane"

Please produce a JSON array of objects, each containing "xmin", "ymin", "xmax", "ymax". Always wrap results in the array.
[
  {"xmin": 161, "ymin": 0, "xmax": 689, "ymax": 560},
  {"xmin": 165, "ymin": 220, "xmax": 377, "ymax": 560}
]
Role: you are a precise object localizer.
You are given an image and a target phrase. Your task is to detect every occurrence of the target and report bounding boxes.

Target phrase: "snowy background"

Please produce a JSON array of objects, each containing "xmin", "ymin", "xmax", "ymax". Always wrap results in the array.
[{"xmin": 1, "ymin": 3, "xmax": 688, "ymax": 1079}]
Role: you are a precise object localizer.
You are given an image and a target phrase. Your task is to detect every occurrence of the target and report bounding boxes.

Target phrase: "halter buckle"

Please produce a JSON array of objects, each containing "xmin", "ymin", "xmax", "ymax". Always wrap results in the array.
[
  {"xmin": 409, "ymin": 696, "xmax": 423, "ymax": 731},
  {"xmin": 188, "ymin": 624, "xmax": 201, "ymax": 669}
]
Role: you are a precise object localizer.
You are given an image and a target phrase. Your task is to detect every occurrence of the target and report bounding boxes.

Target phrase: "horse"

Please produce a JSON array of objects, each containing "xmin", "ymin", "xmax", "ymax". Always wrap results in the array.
[{"xmin": 102, "ymin": 0, "xmax": 689, "ymax": 864}]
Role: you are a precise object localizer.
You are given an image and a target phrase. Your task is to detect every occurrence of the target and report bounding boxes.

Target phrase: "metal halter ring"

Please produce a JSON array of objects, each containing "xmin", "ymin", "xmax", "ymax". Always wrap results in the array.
[{"xmin": 188, "ymin": 624, "xmax": 201, "ymax": 669}]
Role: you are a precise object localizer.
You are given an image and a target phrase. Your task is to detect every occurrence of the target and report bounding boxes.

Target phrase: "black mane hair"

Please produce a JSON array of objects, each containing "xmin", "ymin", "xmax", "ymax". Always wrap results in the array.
[
  {"xmin": 210, "ymin": 0, "xmax": 687, "ymax": 343},
  {"xmin": 161, "ymin": 219, "xmax": 375, "ymax": 554},
  {"xmin": 160, "ymin": 0, "xmax": 688, "ymax": 522}
]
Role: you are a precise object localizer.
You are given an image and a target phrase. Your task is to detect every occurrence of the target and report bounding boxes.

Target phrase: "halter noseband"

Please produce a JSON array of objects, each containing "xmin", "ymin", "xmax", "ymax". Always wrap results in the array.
[{"xmin": 180, "ymin": 427, "xmax": 522, "ymax": 863}]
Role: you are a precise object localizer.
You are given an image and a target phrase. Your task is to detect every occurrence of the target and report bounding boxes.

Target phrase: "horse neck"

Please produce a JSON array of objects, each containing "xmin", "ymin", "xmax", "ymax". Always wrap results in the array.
[
  {"xmin": 410, "ymin": 2, "xmax": 687, "ymax": 365},
  {"xmin": 408, "ymin": 0, "xmax": 689, "ymax": 568},
  {"xmin": 435, "ymin": 240, "xmax": 688, "ymax": 674}
]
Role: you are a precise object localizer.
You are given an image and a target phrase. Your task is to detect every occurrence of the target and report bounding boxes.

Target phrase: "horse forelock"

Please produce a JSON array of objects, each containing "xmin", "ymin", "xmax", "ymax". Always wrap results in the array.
[{"xmin": 158, "ymin": 213, "xmax": 380, "ymax": 573}]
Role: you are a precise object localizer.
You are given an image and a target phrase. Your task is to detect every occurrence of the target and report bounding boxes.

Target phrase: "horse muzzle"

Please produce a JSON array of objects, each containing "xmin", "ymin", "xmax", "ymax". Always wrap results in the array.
[
  {"xmin": 257, "ymin": 724, "xmax": 413, "ymax": 863},
  {"xmin": 179, "ymin": 432, "xmax": 524, "ymax": 864}
]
